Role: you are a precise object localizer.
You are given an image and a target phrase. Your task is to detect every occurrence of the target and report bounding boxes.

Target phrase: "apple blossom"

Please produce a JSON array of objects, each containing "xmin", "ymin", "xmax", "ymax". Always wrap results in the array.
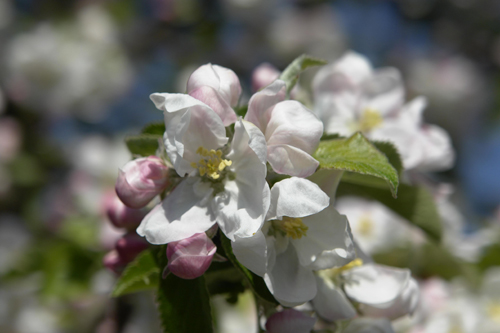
[
  {"xmin": 165, "ymin": 233, "xmax": 217, "ymax": 279},
  {"xmin": 244, "ymin": 80, "xmax": 323, "ymax": 177},
  {"xmin": 186, "ymin": 64, "xmax": 241, "ymax": 126},
  {"xmin": 343, "ymin": 318, "xmax": 395, "ymax": 333},
  {"xmin": 232, "ymin": 177, "xmax": 355, "ymax": 306},
  {"xmin": 335, "ymin": 196, "xmax": 417, "ymax": 255},
  {"xmin": 265, "ymin": 309, "xmax": 316, "ymax": 333},
  {"xmin": 115, "ymin": 156, "xmax": 170, "ymax": 209},
  {"xmin": 312, "ymin": 51, "xmax": 454, "ymax": 172},
  {"xmin": 137, "ymin": 93, "xmax": 269, "ymax": 244},
  {"xmin": 313, "ymin": 261, "xmax": 419, "ymax": 322},
  {"xmin": 103, "ymin": 250, "xmax": 126, "ymax": 275}
]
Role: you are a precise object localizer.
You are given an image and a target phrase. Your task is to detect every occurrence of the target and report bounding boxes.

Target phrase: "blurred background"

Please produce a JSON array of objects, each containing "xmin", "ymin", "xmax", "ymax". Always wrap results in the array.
[{"xmin": 2, "ymin": 0, "xmax": 500, "ymax": 332}]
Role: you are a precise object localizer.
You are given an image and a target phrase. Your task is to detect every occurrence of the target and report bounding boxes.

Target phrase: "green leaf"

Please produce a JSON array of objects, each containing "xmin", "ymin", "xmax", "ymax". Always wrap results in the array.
[
  {"xmin": 112, "ymin": 250, "xmax": 160, "ymax": 297},
  {"xmin": 314, "ymin": 132, "xmax": 399, "ymax": 197},
  {"xmin": 279, "ymin": 54, "xmax": 327, "ymax": 95},
  {"xmin": 150, "ymin": 245, "xmax": 214, "ymax": 333},
  {"xmin": 371, "ymin": 141, "xmax": 403, "ymax": 176},
  {"xmin": 219, "ymin": 234, "xmax": 278, "ymax": 305},
  {"xmin": 125, "ymin": 134, "xmax": 161, "ymax": 156},
  {"xmin": 337, "ymin": 182, "xmax": 442, "ymax": 242},
  {"xmin": 157, "ymin": 272, "xmax": 213, "ymax": 333},
  {"xmin": 141, "ymin": 122, "xmax": 166, "ymax": 136}
]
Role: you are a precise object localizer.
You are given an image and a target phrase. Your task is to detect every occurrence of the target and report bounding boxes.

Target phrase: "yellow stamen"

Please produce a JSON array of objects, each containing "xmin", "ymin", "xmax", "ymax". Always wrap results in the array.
[
  {"xmin": 319, "ymin": 258, "xmax": 364, "ymax": 280},
  {"xmin": 359, "ymin": 108, "xmax": 383, "ymax": 132},
  {"xmin": 357, "ymin": 215, "xmax": 374, "ymax": 237},
  {"xmin": 273, "ymin": 217, "xmax": 309, "ymax": 239},
  {"xmin": 192, "ymin": 146, "xmax": 232, "ymax": 180}
]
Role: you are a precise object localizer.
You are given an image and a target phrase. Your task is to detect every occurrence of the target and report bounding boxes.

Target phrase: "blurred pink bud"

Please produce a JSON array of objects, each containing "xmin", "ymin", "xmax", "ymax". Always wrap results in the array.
[
  {"xmin": 251, "ymin": 63, "xmax": 280, "ymax": 92},
  {"xmin": 103, "ymin": 250, "xmax": 126, "ymax": 275},
  {"xmin": 0, "ymin": 117, "xmax": 22, "ymax": 162},
  {"xmin": 166, "ymin": 233, "xmax": 217, "ymax": 279},
  {"xmin": 115, "ymin": 156, "xmax": 170, "ymax": 209},
  {"xmin": 104, "ymin": 191, "xmax": 148, "ymax": 230},
  {"xmin": 265, "ymin": 309, "xmax": 316, "ymax": 333},
  {"xmin": 115, "ymin": 232, "xmax": 149, "ymax": 262}
]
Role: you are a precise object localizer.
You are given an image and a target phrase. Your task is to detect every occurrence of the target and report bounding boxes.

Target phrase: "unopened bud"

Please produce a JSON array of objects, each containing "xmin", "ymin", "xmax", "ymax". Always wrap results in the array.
[
  {"xmin": 251, "ymin": 63, "xmax": 280, "ymax": 92},
  {"xmin": 103, "ymin": 250, "xmax": 126, "ymax": 275},
  {"xmin": 265, "ymin": 309, "xmax": 316, "ymax": 333},
  {"xmin": 115, "ymin": 232, "xmax": 149, "ymax": 263},
  {"xmin": 104, "ymin": 191, "xmax": 147, "ymax": 230},
  {"xmin": 115, "ymin": 156, "xmax": 170, "ymax": 209},
  {"xmin": 166, "ymin": 233, "xmax": 216, "ymax": 280}
]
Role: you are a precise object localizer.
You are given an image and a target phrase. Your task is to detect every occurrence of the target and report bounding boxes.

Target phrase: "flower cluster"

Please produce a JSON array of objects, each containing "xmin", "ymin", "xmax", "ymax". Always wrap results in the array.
[{"xmin": 108, "ymin": 53, "xmax": 459, "ymax": 332}]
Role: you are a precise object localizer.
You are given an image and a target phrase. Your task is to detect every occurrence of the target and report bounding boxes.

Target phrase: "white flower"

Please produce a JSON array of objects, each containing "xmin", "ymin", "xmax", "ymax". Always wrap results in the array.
[
  {"xmin": 187, "ymin": 64, "xmax": 241, "ymax": 126},
  {"xmin": 335, "ymin": 196, "xmax": 418, "ymax": 255},
  {"xmin": 312, "ymin": 51, "xmax": 454, "ymax": 172},
  {"xmin": 313, "ymin": 261, "xmax": 419, "ymax": 322},
  {"xmin": 137, "ymin": 93, "xmax": 270, "ymax": 244},
  {"xmin": 245, "ymin": 80, "xmax": 323, "ymax": 177},
  {"xmin": 232, "ymin": 177, "xmax": 355, "ymax": 306}
]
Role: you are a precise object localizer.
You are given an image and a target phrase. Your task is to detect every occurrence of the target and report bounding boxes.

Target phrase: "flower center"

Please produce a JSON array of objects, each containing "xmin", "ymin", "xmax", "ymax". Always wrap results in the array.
[
  {"xmin": 319, "ymin": 258, "xmax": 364, "ymax": 280},
  {"xmin": 356, "ymin": 215, "xmax": 374, "ymax": 237},
  {"xmin": 191, "ymin": 147, "xmax": 232, "ymax": 180},
  {"xmin": 272, "ymin": 217, "xmax": 308, "ymax": 239},
  {"xmin": 359, "ymin": 108, "xmax": 383, "ymax": 132}
]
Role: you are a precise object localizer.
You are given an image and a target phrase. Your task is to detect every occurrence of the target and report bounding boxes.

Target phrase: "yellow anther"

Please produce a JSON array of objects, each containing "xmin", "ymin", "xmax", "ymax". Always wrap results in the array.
[
  {"xmin": 359, "ymin": 108, "xmax": 383, "ymax": 132},
  {"xmin": 192, "ymin": 146, "xmax": 232, "ymax": 180},
  {"xmin": 357, "ymin": 215, "xmax": 374, "ymax": 237},
  {"xmin": 273, "ymin": 217, "xmax": 308, "ymax": 239},
  {"xmin": 319, "ymin": 258, "xmax": 364, "ymax": 280}
]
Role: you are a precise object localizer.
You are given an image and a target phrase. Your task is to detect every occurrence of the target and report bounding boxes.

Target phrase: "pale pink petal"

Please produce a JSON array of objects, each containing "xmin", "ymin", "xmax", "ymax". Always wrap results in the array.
[
  {"xmin": 245, "ymin": 80, "xmax": 286, "ymax": 133},
  {"xmin": 189, "ymin": 85, "xmax": 237, "ymax": 126},
  {"xmin": 267, "ymin": 144, "xmax": 319, "ymax": 178},
  {"xmin": 251, "ymin": 63, "xmax": 280, "ymax": 92}
]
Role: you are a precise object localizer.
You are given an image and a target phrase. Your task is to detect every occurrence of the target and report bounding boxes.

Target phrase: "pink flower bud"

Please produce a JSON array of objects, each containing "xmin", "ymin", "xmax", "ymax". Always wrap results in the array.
[
  {"xmin": 166, "ymin": 233, "xmax": 216, "ymax": 280},
  {"xmin": 251, "ymin": 63, "xmax": 280, "ymax": 92},
  {"xmin": 115, "ymin": 156, "xmax": 170, "ymax": 209},
  {"xmin": 115, "ymin": 232, "xmax": 149, "ymax": 262},
  {"xmin": 104, "ymin": 191, "xmax": 148, "ymax": 230},
  {"xmin": 103, "ymin": 250, "xmax": 126, "ymax": 275},
  {"xmin": 265, "ymin": 309, "xmax": 316, "ymax": 333}
]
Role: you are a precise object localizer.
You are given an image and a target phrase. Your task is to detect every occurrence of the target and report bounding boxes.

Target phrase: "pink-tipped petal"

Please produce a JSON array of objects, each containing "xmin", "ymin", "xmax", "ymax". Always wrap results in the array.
[
  {"xmin": 115, "ymin": 156, "xmax": 170, "ymax": 209},
  {"xmin": 166, "ymin": 233, "xmax": 217, "ymax": 279}
]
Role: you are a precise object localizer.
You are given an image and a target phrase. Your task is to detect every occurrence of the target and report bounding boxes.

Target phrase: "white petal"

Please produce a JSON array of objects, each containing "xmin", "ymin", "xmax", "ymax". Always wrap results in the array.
[
  {"xmin": 186, "ymin": 64, "xmax": 242, "ymax": 107},
  {"xmin": 293, "ymin": 206, "xmax": 356, "ymax": 269},
  {"xmin": 312, "ymin": 275, "xmax": 357, "ymax": 321},
  {"xmin": 359, "ymin": 277, "xmax": 419, "ymax": 320},
  {"xmin": 264, "ymin": 244, "xmax": 317, "ymax": 306},
  {"xmin": 266, "ymin": 177, "xmax": 329, "ymax": 221},
  {"xmin": 267, "ymin": 144, "xmax": 319, "ymax": 177},
  {"xmin": 312, "ymin": 52, "xmax": 373, "ymax": 95},
  {"xmin": 229, "ymin": 119, "xmax": 267, "ymax": 165},
  {"xmin": 136, "ymin": 178, "xmax": 216, "ymax": 244},
  {"xmin": 245, "ymin": 80, "xmax": 286, "ymax": 133},
  {"xmin": 231, "ymin": 231, "xmax": 268, "ymax": 276},
  {"xmin": 152, "ymin": 93, "xmax": 228, "ymax": 176},
  {"xmin": 361, "ymin": 68, "xmax": 405, "ymax": 117},
  {"xmin": 416, "ymin": 124, "xmax": 455, "ymax": 172},
  {"xmin": 266, "ymin": 100, "xmax": 323, "ymax": 154},
  {"xmin": 343, "ymin": 264, "xmax": 410, "ymax": 305},
  {"xmin": 189, "ymin": 85, "xmax": 237, "ymax": 126},
  {"xmin": 307, "ymin": 168, "xmax": 344, "ymax": 201}
]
